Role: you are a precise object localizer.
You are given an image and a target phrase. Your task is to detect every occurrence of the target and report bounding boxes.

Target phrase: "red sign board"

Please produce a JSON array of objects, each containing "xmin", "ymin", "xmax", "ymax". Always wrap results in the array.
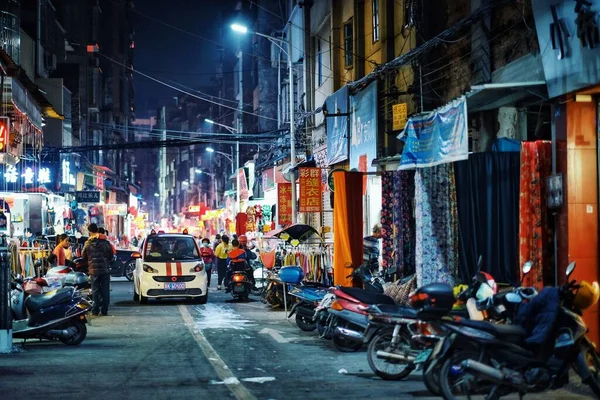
[
  {"xmin": 277, "ymin": 183, "xmax": 292, "ymax": 225},
  {"xmin": 299, "ymin": 168, "xmax": 322, "ymax": 213},
  {"xmin": 0, "ymin": 117, "xmax": 9, "ymax": 152}
]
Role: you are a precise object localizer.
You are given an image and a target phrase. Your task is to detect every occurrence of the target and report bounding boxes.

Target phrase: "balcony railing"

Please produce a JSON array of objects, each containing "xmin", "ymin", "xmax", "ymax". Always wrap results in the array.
[{"xmin": 0, "ymin": 0, "xmax": 20, "ymax": 64}]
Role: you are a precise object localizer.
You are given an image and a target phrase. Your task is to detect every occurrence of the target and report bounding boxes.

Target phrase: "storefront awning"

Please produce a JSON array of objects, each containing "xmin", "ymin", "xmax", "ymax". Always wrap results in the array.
[
  {"xmin": 93, "ymin": 165, "xmax": 115, "ymax": 175},
  {"xmin": 466, "ymin": 81, "xmax": 547, "ymax": 112}
]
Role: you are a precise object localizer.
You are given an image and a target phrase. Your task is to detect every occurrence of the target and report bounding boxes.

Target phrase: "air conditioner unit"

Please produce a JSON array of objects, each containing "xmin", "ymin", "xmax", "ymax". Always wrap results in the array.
[{"xmin": 44, "ymin": 52, "xmax": 57, "ymax": 70}]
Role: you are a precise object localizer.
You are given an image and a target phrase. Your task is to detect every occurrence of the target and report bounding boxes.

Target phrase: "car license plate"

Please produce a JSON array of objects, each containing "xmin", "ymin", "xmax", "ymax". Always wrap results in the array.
[
  {"xmin": 164, "ymin": 282, "xmax": 185, "ymax": 290},
  {"xmin": 414, "ymin": 348, "xmax": 432, "ymax": 364}
]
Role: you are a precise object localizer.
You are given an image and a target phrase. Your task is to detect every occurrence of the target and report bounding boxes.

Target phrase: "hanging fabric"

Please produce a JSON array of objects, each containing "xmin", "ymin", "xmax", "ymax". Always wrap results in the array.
[
  {"xmin": 454, "ymin": 152, "xmax": 521, "ymax": 285},
  {"xmin": 333, "ymin": 171, "xmax": 364, "ymax": 287},
  {"xmin": 414, "ymin": 163, "xmax": 459, "ymax": 287},
  {"xmin": 519, "ymin": 140, "xmax": 552, "ymax": 288}
]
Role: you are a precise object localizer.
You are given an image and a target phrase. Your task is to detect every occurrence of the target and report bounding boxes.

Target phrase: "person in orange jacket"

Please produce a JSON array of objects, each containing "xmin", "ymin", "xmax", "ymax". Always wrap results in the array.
[{"xmin": 224, "ymin": 239, "xmax": 255, "ymax": 291}]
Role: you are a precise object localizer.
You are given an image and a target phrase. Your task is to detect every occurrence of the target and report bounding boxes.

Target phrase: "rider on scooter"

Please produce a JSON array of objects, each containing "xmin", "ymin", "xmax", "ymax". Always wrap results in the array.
[
  {"xmin": 238, "ymin": 235, "xmax": 257, "ymax": 263},
  {"xmin": 224, "ymin": 239, "xmax": 256, "ymax": 292}
]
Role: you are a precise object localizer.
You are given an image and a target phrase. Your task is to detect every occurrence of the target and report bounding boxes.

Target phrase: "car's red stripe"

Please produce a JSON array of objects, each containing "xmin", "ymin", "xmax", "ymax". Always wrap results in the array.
[
  {"xmin": 166, "ymin": 263, "xmax": 172, "ymax": 276},
  {"xmin": 176, "ymin": 262, "xmax": 182, "ymax": 276}
]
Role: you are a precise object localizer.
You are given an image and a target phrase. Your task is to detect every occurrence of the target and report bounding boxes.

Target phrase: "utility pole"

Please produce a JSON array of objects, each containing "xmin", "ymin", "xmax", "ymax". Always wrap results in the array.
[
  {"xmin": 236, "ymin": 50, "xmax": 242, "ymax": 217},
  {"xmin": 288, "ymin": 30, "xmax": 297, "ymax": 224}
]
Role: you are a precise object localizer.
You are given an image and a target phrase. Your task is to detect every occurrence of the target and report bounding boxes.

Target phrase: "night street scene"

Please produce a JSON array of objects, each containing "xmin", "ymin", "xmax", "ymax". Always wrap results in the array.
[{"xmin": 2, "ymin": 0, "xmax": 600, "ymax": 399}]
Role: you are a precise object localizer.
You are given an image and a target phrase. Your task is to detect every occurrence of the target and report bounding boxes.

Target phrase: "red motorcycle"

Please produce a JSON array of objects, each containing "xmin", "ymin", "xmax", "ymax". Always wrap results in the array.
[{"xmin": 324, "ymin": 286, "xmax": 396, "ymax": 352}]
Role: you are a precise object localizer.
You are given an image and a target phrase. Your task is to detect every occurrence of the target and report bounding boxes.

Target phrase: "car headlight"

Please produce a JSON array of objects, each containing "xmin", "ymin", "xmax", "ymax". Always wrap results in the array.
[
  {"xmin": 190, "ymin": 263, "xmax": 204, "ymax": 273},
  {"xmin": 143, "ymin": 264, "xmax": 158, "ymax": 273}
]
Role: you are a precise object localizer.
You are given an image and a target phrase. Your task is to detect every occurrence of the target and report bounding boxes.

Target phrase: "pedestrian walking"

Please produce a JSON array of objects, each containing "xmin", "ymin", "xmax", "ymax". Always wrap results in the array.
[
  {"xmin": 82, "ymin": 223, "xmax": 114, "ymax": 316},
  {"xmin": 213, "ymin": 234, "xmax": 221, "ymax": 251},
  {"xmin": 199, "ymin": 238, "xmax": 215, "ymax": 288},
  {"xmin": 214, "ymin": 235, "xmax": 232, "ymax": 290}
]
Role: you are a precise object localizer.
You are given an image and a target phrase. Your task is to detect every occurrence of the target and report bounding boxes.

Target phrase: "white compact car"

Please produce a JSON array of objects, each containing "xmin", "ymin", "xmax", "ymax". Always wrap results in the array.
[{"xmin": 132, "ymin": 233, "xmax": 207, "ymax": 304}]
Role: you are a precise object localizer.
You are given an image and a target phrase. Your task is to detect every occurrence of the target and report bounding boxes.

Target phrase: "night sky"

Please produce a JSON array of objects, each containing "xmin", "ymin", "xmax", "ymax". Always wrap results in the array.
[{"xmin": 133, "ymin": 0, "xmax": 238, "ymax": 117}]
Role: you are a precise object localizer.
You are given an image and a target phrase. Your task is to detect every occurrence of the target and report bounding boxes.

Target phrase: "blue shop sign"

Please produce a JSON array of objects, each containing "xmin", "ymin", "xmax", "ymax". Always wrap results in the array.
[{"xmin": 1, "ymin": 162, "xmax": 59, "ymax": 191}]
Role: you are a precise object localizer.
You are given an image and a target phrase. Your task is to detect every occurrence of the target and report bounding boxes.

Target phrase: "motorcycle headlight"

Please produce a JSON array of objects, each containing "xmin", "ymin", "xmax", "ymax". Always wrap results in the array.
[
  {"xmin": 143, "ymin": 264, "xmax": 158, "ymax": 273},
  {"xmin": 190, "ymin": 264, "xmax": 204, "ymax": 273}
]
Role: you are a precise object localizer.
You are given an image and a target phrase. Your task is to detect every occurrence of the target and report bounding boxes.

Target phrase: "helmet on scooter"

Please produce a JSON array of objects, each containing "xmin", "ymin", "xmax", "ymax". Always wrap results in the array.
[
  {"xmin": 474, "ymin": 272, "xmax": 497, "ymax": 301},
  {"xmin": 574, "ymin": 281, "xmax": 600, "ymax": 310},
  {"xmin": 239, "ymin": 235, "xmax": 248, "ymax": 246}
]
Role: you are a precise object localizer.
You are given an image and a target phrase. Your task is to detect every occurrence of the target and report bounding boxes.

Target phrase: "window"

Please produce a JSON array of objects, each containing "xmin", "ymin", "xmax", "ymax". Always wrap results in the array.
[
  {"xmin": 372, "ymin": 0, "xmax": 380, "ymax": 42},
  {"xmin": 317, "ymin": 39, "xmax": 323, "ymax": 86},
  {"xmin": 344, "ymin": 20, "xmax": 353, "ymax": 67},
  {"xmin": 145, "ymin": 236, "xmax": 200, "ymax": 262}
]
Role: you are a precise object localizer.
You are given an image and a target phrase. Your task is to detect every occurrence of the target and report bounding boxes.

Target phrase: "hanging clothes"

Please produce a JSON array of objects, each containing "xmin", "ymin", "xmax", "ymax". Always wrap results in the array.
[
  {"xmin": 519, "ymin": 140, "xmax": 552, "ymax": 288},
  {"xmin": 414, "ymin": 163, "xmax": 459, "ymax": 287}
]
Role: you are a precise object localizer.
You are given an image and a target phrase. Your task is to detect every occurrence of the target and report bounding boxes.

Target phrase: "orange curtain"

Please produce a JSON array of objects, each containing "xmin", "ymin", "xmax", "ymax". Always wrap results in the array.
[{"xmin": 333, "ymin": 171, "xmax": 364, "ymax": 287}]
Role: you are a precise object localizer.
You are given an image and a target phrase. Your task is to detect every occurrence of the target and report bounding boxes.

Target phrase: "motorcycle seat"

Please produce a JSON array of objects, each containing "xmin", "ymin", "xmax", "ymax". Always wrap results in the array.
[
  {"xmin": 457, "ymin": 318, "xmax": 526, "ymax": 342},
  {"xmin": 25, "ymin": 287, "xmax": 75, "ymax": 312},
  {"xmin": 339, "ymin": 287, "xmax": 395, "ymax": 305},
  {"xmin": 302, "ymin": 281, "xmax": 329, "ymax": 289},
  {"xmin": 372, "ymin": 304, "xmax": 417, "ymax": 318}
]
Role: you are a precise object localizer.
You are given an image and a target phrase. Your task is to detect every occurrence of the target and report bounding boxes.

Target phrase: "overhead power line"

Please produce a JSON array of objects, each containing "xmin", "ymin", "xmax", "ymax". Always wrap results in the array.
[{"xmin": 98, "ymin": 52, "xmax": 279, "ymax": 122}]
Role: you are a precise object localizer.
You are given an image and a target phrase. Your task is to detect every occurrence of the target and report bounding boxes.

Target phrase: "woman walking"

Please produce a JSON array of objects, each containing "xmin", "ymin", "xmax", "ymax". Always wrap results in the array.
[{"xmin": 214, "ymin": 235, "xmax": 232, "ymax": 290}]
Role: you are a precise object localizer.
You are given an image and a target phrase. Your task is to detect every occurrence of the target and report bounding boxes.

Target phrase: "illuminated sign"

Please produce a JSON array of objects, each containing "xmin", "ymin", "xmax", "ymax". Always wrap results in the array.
[
  {"xmin": 61, "ymin": 160, "xmax": 76, "ymax": 186},
  {"xmin": 0, "ymin": 117, "xmax": 8, "ymax": 152},
  {"xmin": 22, "ymin": 167, "xmax": 34, "ymax": 184},
  {"xmin": 4, "ymin": 166, "xmax": 17, "ymax": 183},
  {"xmin": 188, "ymin": 205, "xmax": 201, "ymax": 213},
  {"xmin": 38, "ymin": 168, "xmax": 51, "ymax": 184}
]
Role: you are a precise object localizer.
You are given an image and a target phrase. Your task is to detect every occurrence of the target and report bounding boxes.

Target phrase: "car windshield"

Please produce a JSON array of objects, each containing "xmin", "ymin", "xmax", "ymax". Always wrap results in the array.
[{"xmin": 144, "ymin": 237, "xmax": 201, "ymax": 262}]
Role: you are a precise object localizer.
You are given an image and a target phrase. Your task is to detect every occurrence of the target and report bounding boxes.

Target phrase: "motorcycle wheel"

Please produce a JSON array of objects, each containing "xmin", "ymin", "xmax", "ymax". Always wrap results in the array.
[
  {"xmin": 295, "ymin": 313, "xmax": 317, "ymax": 332},
  {"xmin": 423, "ymin": 360, "xmax": 442, "ymax": 396},
  {"xmin": 251, "ymin": 282, "xmax": 266, "ymax": 296},
  {"xmin": 439, "ymin": 350, "xmax": 489, "ymax": 400},
  {"xmin": 59, "ymin": 321, "xmax": 87, "ymax": 346},
  {"xmin": 367, "ymin": 329, "xmax": 414, "ymax": 380}
]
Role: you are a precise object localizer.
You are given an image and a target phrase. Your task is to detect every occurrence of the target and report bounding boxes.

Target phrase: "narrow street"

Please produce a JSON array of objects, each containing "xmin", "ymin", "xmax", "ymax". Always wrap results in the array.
[{"xmin": 0, "ymin": 278, "xmax": 594, "ymax": 400}]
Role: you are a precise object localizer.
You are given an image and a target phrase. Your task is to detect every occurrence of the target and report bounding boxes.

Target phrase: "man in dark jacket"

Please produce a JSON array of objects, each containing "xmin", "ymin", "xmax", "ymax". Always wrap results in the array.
[{"xmin": 82, "ymin": 223, "xmax": 114, "ymax": 316}]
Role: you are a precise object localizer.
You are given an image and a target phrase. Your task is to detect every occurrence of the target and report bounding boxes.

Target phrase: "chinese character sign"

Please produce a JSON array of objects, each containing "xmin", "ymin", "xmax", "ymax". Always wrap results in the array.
[
  {"xmin": 299, "ymin": 168, "xmax": 322, "ymax": 213},
  {"xmin": 277, "ymin": 183, "xmax": 292, "ymax": 225}
]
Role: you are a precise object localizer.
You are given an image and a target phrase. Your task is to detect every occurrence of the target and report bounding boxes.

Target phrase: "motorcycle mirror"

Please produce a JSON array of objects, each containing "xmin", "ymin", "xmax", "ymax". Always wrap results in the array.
[
  {"xmin": 566, "ymin": 261, "xmax": 576, "ymax": 277},
  {"xmin": 522, "ymin": 261, "xmax": 533, "ymax": 275},
  {"xmin": 505, "ymin": 293, "xmax": 522, "ymax": 304}
]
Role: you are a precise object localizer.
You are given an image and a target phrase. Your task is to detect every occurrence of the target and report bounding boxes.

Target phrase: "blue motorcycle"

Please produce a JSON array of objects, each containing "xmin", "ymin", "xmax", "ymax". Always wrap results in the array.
[{"xmin": 288, "ymin": 284, "xmax": 330, "ymax": 331}]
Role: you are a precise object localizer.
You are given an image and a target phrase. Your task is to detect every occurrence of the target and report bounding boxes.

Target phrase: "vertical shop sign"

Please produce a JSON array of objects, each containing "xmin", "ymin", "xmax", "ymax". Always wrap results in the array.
[
  {"xmin": 326, "ymin": 86, "xmax": 349, "ymax": 165},
  {"xmin": 299, "ymin": 167, "xmax": 323, "ymax": 213},
  {"xmin": 0, "ymin": 117, "xmax": 9, "ymax": 152},
  {"xmin": 277, "ymin": 183, "xmax": 292, "ymax": 225},
  {"xmin": 350, "ymin": 80, "xmax": 378, "ymax": 173}
]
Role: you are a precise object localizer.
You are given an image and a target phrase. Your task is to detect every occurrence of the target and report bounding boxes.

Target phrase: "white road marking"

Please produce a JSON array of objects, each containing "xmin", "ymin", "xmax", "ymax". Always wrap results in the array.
[
  {"xmin": 259, "ymin": 328, "xmax": 289, "ymax": 343},
  {"xmin": 241, "ymin": 377, "xmax": 277, "ymax": 383},
  {"xmin": 193, "ymin": 304, "xmax": 257, "ymax": 330},
  {"xmin": 178, "ymin": 305, "xmax": 256, "ymax": 400}
]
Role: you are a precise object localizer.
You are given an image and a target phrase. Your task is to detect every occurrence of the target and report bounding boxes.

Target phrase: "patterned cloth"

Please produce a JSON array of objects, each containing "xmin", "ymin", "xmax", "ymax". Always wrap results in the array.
[
  {"xmin": 519, "ymin": 140, "xmax": 552, "ymax": 288},
  {"xmin": 381, "ymin": 170, "xmax": 415, "ymax": 277},
  {"xmin": 414, "ymin": 163, "xmax": 459, "ymax": 287}
]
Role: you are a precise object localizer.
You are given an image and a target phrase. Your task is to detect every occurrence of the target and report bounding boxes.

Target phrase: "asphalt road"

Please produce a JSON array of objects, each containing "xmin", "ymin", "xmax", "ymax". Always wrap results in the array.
[{"xmin": 0, "ymin": 277, "xmax": 595, "ymax": 400}]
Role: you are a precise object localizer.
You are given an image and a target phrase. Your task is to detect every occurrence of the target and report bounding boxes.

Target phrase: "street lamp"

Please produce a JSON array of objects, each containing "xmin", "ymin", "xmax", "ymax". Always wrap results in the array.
[
  {"xmin": 231, "ymin": 23, "xmax": 297, "ymax": 224},
  {"xmin": 204, "ymin": 118, "xmax": 238, "ymax": 134}
]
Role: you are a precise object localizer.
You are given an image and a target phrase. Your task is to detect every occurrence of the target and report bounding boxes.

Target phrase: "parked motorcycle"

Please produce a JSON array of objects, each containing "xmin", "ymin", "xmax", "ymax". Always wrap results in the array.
[
  {"xmin": 287, "ymin": 283, "xmax": 330, "ymax": 331},
  {"xmin": 415, "ymin": 261, "xmax": 600, "ymax": 400},
  {"xmin": 10, "ymin": 275, "xmax": 92, "ymax": 345}
]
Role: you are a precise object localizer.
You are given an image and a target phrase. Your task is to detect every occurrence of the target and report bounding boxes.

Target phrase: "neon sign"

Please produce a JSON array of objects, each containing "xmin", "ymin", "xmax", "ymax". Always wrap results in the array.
[
  {"xmin": 4, "ymin": 166, "xmax": 17, "ymax": 183},
  {"xmin": 61, "ymin": 160, "xmax": 76, "ymax": 186}
]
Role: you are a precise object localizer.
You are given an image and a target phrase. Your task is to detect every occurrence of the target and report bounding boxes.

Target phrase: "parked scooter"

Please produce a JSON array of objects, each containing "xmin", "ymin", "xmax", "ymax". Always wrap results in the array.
[
  {"xmin": 413, "ymin": 263, "xmax": 589, "ymax": 400},
  {"xmin": 10, "ymin": 275, "xmax": 92, "ymax": 345},
  {"xmin": 287, "ymin": 283, "xmax": 330, "ymax": 331}
]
